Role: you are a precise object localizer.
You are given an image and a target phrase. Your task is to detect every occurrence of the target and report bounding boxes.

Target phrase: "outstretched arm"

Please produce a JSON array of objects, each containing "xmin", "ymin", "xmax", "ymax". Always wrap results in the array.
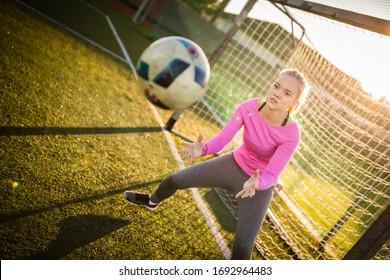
[
  {"xmin": 201, "ymin": 105, "xmax": 245, "ymax": 156},
  {"xmin": 257, "ymin": 138, "xmax": 299, "ymax": 190},
  {"xmin": 237, "ymin": 133, "xmax": 300, "ymax": 198},
  {"xmin": 179, "ymin": 102, "xmax": 245, "ymax": 164}
]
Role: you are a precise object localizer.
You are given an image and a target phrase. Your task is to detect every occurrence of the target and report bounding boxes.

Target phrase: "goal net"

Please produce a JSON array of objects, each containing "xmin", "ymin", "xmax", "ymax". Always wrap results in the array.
[{"xmin": 174, "ymin": 0, "xmax": 390, "ymax": 259}]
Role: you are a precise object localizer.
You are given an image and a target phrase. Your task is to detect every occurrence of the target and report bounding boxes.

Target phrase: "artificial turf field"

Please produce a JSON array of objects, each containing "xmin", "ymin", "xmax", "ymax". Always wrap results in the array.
[{"xmin": 0, "ymin": 0, "xmax": 239, "ymax": 260}]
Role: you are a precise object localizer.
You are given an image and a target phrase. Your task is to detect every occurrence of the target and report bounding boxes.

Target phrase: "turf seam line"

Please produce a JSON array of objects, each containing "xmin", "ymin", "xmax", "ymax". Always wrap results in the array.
[
  {"xmin": 105, "ymin": 15, "xmax": 138, "ymax": 78},
  {"xmin": 79, "ymin": 0, "xmax": 106, "ymax": 17},
  {"xmin": 103, "ymin": 7, "xmax": 231, "ymax": 260},
  {"xmin": 147, "ymin": 102, "xmax": 231, "ymax": 260},
  {"xmin": 14, "ymin": 0, "xmax": 126, "ymax": 64},
  {"xmin": 13, "ymin": 0, "xmax": 231, "ymax": 259}
]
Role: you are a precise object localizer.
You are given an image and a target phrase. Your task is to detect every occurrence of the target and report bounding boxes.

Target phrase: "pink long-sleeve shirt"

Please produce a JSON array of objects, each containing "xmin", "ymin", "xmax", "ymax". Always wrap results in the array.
[{"xmin": 201, "ymin": 98, "xmax": 300, "ymax": 190}]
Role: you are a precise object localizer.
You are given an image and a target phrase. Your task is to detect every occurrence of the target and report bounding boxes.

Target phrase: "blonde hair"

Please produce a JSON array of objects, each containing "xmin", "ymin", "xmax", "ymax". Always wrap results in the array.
[{"xmin": 277, "ymin": 68, "xmax": 310, "ymax": 113}]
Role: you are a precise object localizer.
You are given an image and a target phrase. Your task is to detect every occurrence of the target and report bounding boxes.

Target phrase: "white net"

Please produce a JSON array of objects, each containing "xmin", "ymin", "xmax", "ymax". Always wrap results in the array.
[{"xmin": 176, "ymin": 0, "xmax": 390, "ymax": 259}]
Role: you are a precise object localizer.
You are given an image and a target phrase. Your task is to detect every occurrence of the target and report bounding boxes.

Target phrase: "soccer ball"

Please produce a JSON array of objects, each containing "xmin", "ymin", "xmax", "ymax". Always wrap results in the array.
[{"xmin": 136, "ymin": 36, "xmax": 210, "ymax": 110}]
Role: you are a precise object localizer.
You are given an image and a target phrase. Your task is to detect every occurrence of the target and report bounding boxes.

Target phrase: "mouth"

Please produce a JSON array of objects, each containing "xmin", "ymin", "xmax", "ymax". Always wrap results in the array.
[{"xmin": 270, "ymin": 97, "xmax": 278, "ymax": 104}]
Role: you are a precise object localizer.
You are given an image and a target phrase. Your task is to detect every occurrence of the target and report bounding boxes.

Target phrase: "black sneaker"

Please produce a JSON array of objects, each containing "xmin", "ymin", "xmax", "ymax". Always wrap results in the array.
[{"xmin": 124, "ymin": 191, "xmax": 158, "ymax": 211}]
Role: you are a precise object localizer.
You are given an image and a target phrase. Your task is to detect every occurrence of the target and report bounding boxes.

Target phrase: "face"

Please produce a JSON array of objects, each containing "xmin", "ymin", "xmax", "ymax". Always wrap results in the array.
[{"xmin": 266, "ymin": 74, "xmax": 300, "ymax": 112}]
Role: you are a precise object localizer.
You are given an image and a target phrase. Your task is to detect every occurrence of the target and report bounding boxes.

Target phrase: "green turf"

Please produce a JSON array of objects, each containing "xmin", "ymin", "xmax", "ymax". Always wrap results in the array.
[
  {"xmin": 0, "ymin": 0, "xmax": 225, "ymax": 259},
  {"xmin": 3, "ymin": 0, "xmax": 381, "ymax": 261}
]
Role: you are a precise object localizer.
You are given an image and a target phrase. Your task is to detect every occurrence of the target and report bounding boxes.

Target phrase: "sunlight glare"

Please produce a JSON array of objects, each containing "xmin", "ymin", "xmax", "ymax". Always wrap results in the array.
[{"xmin": 225, "ymin": 0, "xmax": 390, "ymax": 100}]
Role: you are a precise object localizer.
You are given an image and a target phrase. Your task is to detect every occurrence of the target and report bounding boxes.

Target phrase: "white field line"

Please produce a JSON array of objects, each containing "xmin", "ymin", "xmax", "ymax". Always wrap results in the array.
[
  {"xmin": 147, "ymin": 103, "xmax": 231, "ymax": 260},
  {"xmin": 15, "ymin": 0, "xmax": 231, "ymax": 259},
  {"xmin": 103, "ymin": 11, "xmax": 231, "ymax": 260},
  {"xmin": 105, "ymin": 15, "xmax": 138, "ymax": 79},
  {"xmin": 79, "ymin": 0, "xmax": 105, "ymax": 16},
  {"xmin": 14, "ymin": 0, "xmax": 126, "ymax": 64}
]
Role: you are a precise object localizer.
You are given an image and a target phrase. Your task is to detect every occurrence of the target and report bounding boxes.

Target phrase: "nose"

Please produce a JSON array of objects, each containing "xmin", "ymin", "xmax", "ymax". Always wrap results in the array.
[{"xmin": 273, "ymin": 88, "xmax": 282, "ymax": 98}]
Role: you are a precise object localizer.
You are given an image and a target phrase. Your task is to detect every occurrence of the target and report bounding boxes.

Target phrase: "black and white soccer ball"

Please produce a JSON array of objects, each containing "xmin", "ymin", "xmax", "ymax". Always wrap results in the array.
[{"xmin": 137, "ymin": 36, "xmax": 210, "ymax": 110}]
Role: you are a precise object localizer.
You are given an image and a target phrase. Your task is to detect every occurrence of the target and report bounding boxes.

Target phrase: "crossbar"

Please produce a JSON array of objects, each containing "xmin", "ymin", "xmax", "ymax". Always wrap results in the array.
[{"xmin": 270, "ymin": 0, "xmax": 390, "ymax": 36}]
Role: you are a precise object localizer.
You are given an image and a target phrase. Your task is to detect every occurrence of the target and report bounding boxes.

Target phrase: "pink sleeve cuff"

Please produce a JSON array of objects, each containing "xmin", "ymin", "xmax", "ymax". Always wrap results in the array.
[{"xmin": 257, "ymin": 171, "xmax": 277, "ymax": 190}]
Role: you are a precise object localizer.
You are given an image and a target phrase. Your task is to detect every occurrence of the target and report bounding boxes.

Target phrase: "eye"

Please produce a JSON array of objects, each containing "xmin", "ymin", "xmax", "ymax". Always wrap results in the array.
[{"xmin": 273, "ymin": 83, "xmax": 279, "ymax": 89}]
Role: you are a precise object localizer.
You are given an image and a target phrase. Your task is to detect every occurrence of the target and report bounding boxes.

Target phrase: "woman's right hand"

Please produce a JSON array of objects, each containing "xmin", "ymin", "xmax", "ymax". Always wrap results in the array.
[{"xmin": 179, "ymin": 134, "xmax": 203, "ymax": 165}]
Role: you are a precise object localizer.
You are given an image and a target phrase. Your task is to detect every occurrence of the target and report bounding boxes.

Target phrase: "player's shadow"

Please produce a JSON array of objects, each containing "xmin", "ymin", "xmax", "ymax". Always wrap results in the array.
[
  {"xmin": 0, "ymin": 179, "xmax": 162, "ymax": 224},
  {"xmin": 29, "ymin": 214, "xmax": 129, "ymax": 259},
  {"xmin": 0, "ymin": 126, "xmax": 161, "ymax": 136}
]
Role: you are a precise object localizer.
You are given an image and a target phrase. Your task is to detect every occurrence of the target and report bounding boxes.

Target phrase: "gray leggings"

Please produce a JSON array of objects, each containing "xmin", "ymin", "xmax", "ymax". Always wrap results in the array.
[{"xmin": 151, "ymin": 153, "xmax": 274, "ymax": 260}]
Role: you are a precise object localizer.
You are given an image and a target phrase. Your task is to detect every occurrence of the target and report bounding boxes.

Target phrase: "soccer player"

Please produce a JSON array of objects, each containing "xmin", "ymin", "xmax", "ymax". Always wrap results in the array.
[{"xmin": 124, "ymin": 69, "xmax": 310, "ymax": 260}]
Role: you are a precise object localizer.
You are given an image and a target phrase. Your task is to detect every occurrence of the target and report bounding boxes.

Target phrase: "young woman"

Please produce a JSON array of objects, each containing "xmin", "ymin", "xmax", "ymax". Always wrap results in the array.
[{"xmin": 124, "ymin": 69, "xmax": 310, "ymax": 259}]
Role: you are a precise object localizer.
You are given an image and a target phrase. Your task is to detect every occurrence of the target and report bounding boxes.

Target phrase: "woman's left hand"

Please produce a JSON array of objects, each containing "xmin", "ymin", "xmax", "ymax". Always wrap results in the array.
[{"xmin": 235, "ymin": 169, "xmax": 259, "ymax": 199}]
